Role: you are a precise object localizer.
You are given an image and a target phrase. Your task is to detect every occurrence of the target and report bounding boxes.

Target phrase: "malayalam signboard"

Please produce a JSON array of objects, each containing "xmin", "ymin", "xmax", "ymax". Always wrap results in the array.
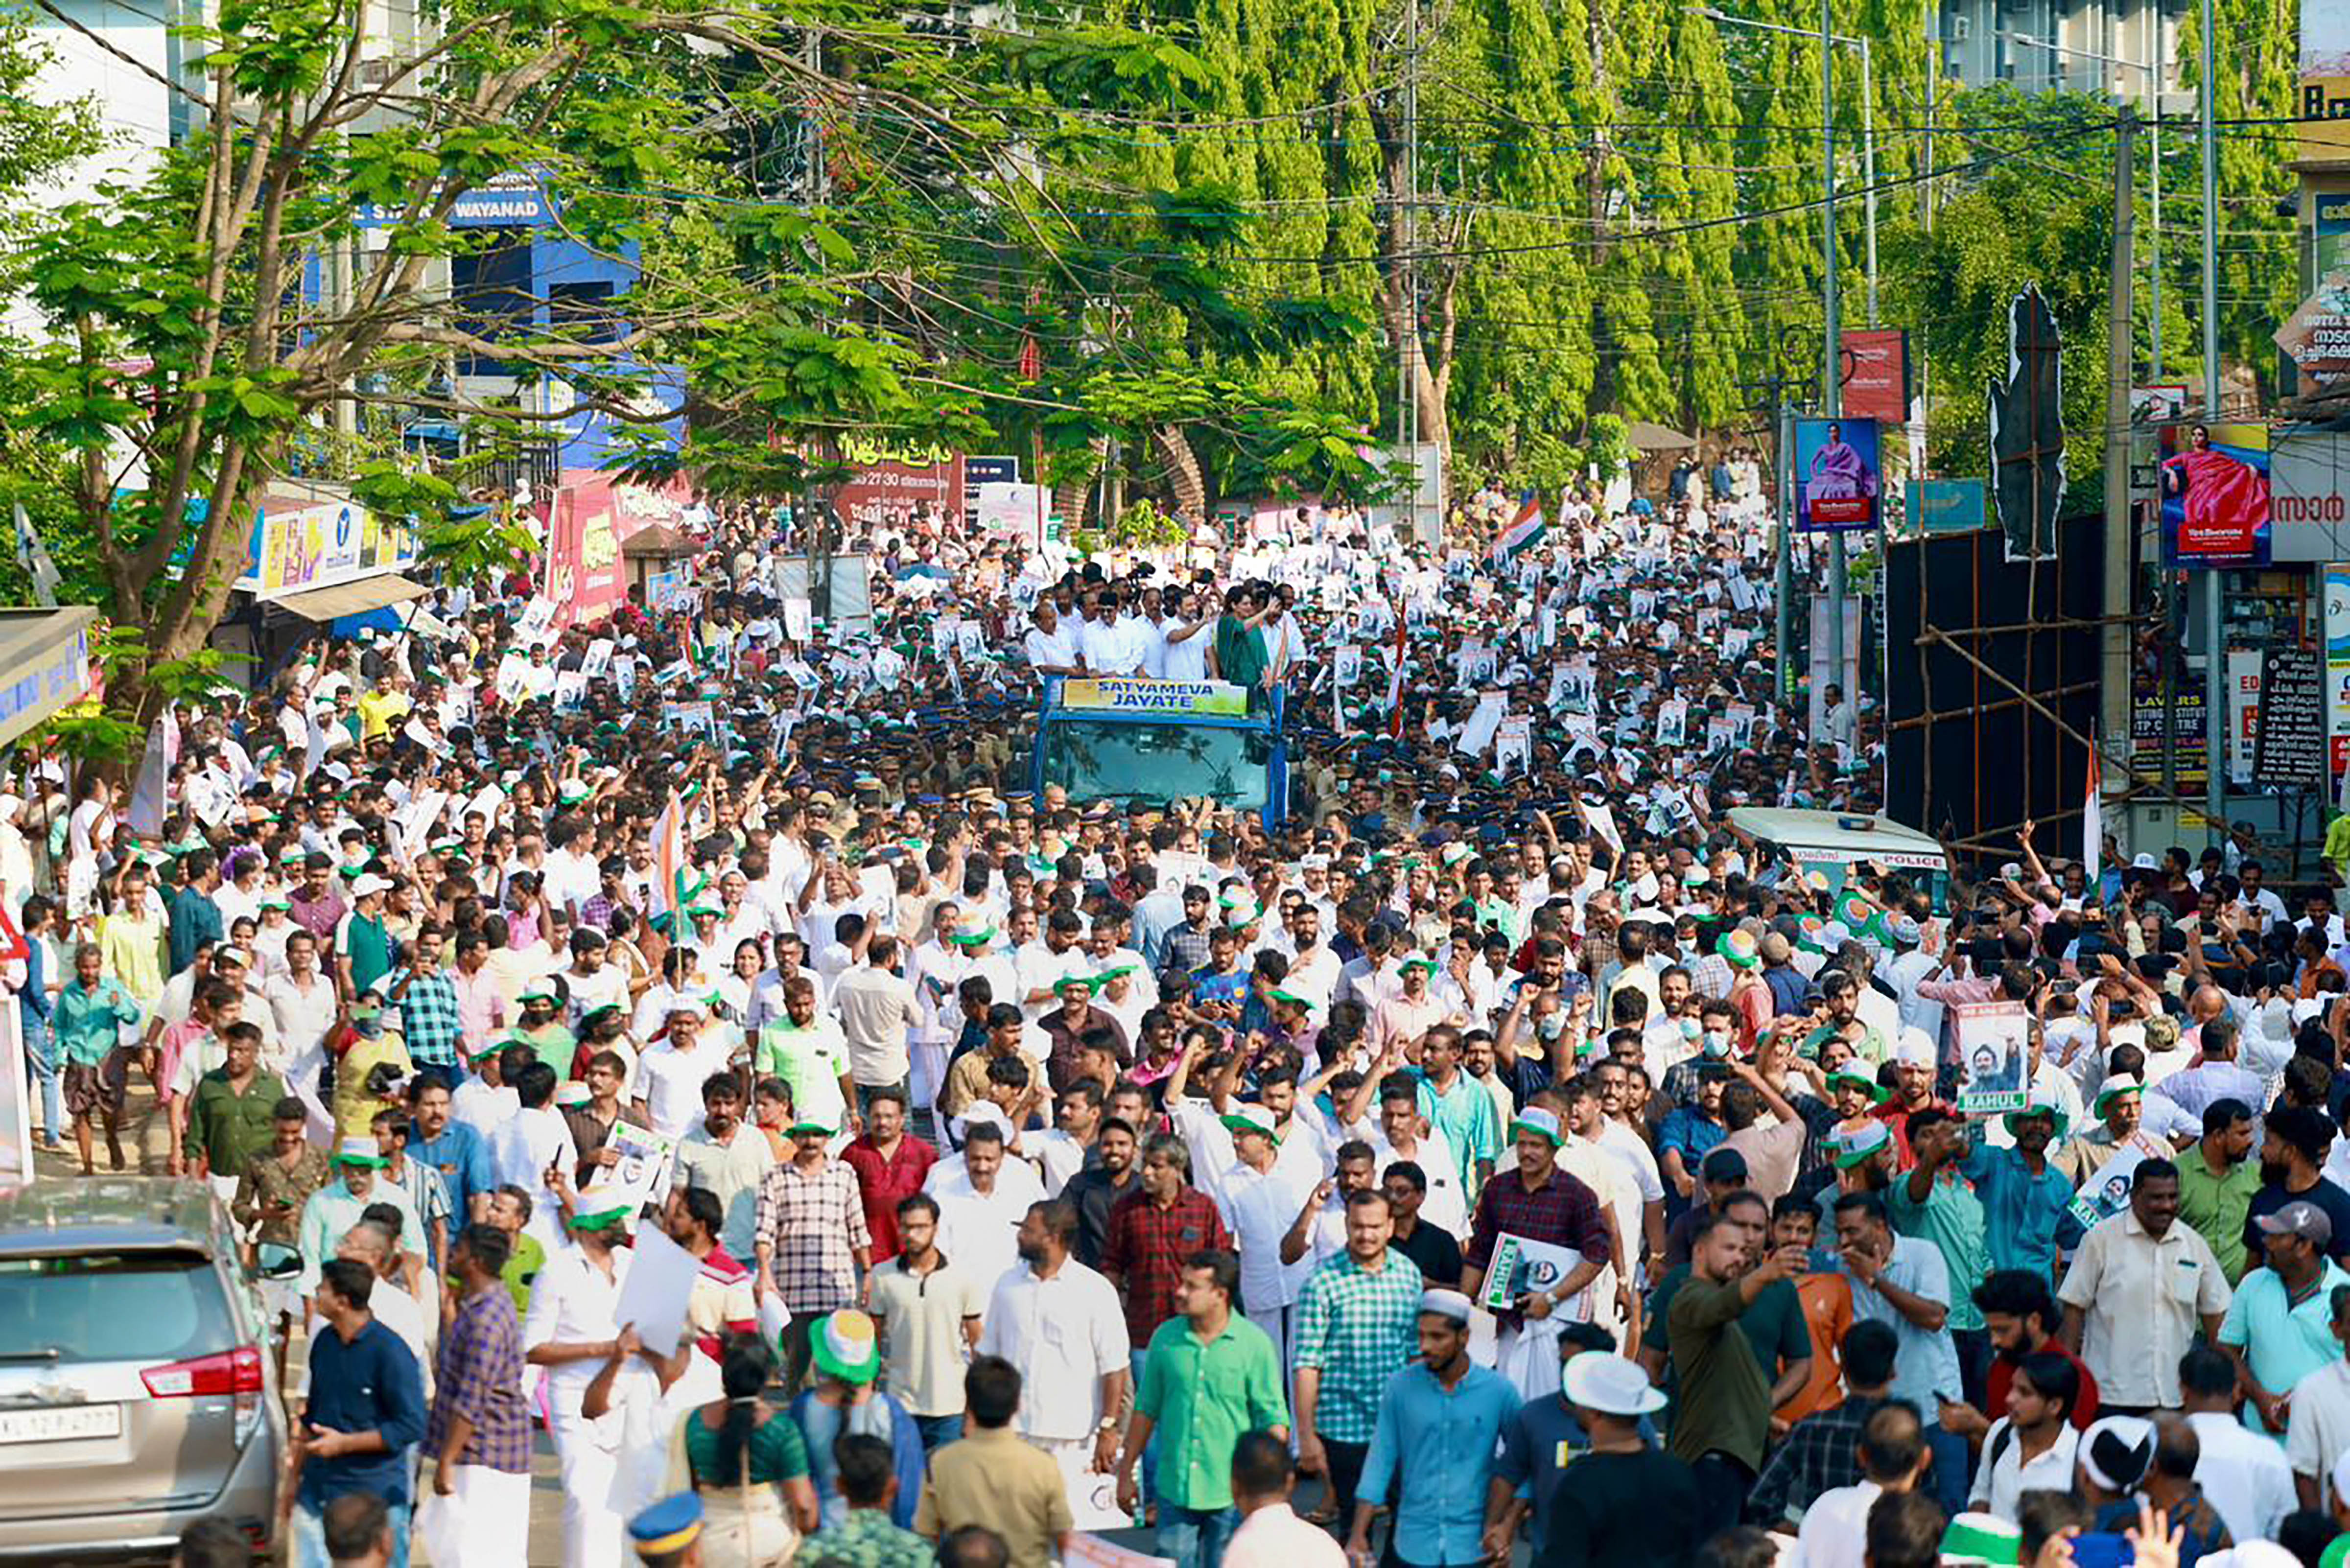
[
  {"xmin": 2254, "ymin": 645, "xmax": 2327, "ymax": 788},
  {"xmin": 1059, "ymin": 678, "xmax": 1248, "ymax": 717},
  {"xmin": 238, "ymin": 500, "xmax": 419, "ymax": 602},
  {"xmin": 2278, "ymin": 274, "xmax": 2350, "ymax": 396},
  {"xmin": 2159, "ymin": 423, "xmax": 2273, "ymax": 568},
  {"xmin": 1794, "ymin": 416, "xmax": 1882, "ymax": 532}
]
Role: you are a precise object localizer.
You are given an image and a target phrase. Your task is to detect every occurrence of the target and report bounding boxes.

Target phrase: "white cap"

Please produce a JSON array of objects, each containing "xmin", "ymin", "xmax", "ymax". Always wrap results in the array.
[
  {"xmin": 1893, "ymin": 1027, "xmax": 1937, "ymax": 1070},
  {"xmin": 1417, "ymin": 1288, "xmax": 1475, "ymax": 1325},
  {"xmin": 349, "ymin": 873, "xmax": 391, "ymax": 897},
  {"xmin": 1561, "ymin": 1351, "xmax": 1668, "ymax": 1417}
]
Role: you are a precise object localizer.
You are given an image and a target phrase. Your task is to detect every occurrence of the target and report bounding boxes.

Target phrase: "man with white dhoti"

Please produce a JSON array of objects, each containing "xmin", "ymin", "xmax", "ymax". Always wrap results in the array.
[
  {"xmin": 523, "ymin": 1203, "xmax": 636, "ymax": 1568},
  {"xmin": 419, "ymin": 1222, "xmax": 533, "ymax": 1566}
]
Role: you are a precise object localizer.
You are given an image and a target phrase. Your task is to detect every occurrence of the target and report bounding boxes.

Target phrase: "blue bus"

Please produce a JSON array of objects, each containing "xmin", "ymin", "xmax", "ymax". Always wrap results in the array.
[{"xmin": 1030, "ymin": 678, "xmax": 1289, "ymax": 827}]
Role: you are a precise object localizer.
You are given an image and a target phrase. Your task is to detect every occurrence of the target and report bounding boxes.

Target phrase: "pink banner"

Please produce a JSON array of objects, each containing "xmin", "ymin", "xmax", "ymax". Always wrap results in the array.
[{"xmin": 545, "ymin": 476, "xmax": 626, "ymax": 629}]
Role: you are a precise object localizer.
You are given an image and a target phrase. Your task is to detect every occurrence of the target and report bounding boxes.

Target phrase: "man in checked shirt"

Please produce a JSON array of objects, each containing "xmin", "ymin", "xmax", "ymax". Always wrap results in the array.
[{"xmin": 425, "ymin": 1221, "xmax": 534, "ymax": 1565}]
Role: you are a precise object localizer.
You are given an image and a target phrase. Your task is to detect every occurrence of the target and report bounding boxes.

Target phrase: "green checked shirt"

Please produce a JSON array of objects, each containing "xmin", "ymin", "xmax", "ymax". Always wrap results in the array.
[
  {"xmin": 1136, "ymin": 1311, "xmax": 1290, "ymax": 1511},
  {"xmin": 798, "ymin": 1509, "xmax": 935, "ymax": 1568},
  {"xmin": 1292, "ymin": 1245, "xmax": 1425, "ymax": 1445}
]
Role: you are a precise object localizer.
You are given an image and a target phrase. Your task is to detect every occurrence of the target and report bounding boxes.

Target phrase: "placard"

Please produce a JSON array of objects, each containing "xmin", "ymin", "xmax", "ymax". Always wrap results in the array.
[
  {"xmin": 1952, "ymin": 1000, "xmax": 2030, "ymax": 1114},
  {"xmin": 585, "ymin": 1120, "xmax": 678, "ymax": 1215}
]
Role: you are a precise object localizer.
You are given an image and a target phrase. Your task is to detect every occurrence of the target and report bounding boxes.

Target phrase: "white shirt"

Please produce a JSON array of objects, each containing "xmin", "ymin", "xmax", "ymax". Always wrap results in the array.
[
  {"xmin": 1969, "ymin": 1418, "xmax": 2080, "ymax": 1520},
  {"xmin": 2286, "ymin": 1357, "xmax": 2350, "ymax": 1509},
  {"xmin": 1207, "ymin": 1156, "xmax": 1320, "ymax": 1311},
  {"xmin": 2186, "ymin": 1408, "xmax": 2296, "ymax": 1545},
  {"xmin": 451, "ymin": 1077, "xmax": 519, "ymax": 1142},
  {"xmin": 1224, "ymin": 1501, "xmax": 1348, "ymax": 1568},
  {"xmin": 1372, "ymin": 1127, "xmax": 1468, "ymax": 1239},
  {"xmin": 1023, "ymin": 623, "xmax": 1080, "ymax": 673},
  {"xmin": 489, "ymin": 1104, "xmax": 574, "ymax": 1251},
  {"xmin": 1794, "ymin": 1478, "xmax": 1880, "ymax": 1568},
  {"xmin": 926, "ymin": 1162, "xmax": 1044, "ymax": 1289},
  {"xmin": 634, "ymin": 1036, "xmax": 736, "ymax": 1140},
  {"xmin": 523, "ymin": 1246, "xmax": 634, "ymax": 1409},
  {"xmin": 975, "ymin": 1259, "xmax": 1131, "ymax": 1441}
]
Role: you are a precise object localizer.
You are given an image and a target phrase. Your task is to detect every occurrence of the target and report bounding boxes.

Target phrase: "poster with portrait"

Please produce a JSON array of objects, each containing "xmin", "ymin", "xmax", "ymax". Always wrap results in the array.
[
  {"xmin": 2068, "ymin": 1148, "xmax": 2144, "ymax": 1232},
  {"xmin": 1796, "ymin": 416, "xmax": 1882, "ymax": 532},
  {"xmin": 1952, "ymin": 999, "xmax": 2031, "ymax": 1114},
  {"xmin": 1496, "ymin": 715, "xmax": 1533, "ymax": 776},
  {"xmin": 584, "ymin": 1120, "xmax": 677, "ymax": 1216}
]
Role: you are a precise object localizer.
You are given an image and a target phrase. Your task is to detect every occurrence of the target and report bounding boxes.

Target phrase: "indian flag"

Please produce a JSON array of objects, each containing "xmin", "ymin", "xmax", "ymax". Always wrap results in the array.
[
  {"xmin": 650, "ymin": 789, "xmax": 703, "ymax": 918},
  {"xmin": 1492, "ymin": 495, "xmax": 1546, "ymax": 562}
]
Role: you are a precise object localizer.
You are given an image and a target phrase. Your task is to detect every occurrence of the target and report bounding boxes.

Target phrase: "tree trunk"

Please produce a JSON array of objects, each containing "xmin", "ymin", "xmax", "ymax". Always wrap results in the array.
[{"xmin": 1151, "ymin": 424, "xmax": 1208, "ymax": 519}]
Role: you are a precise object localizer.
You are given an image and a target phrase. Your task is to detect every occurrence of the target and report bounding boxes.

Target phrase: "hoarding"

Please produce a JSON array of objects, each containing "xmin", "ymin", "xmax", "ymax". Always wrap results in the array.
[
  {"xmin": 2159, "ymin": 423, "xmax": 2272, "ymax": 568},
  {"xmin": 237, "ymin": 500, "xmax": 419, "ymax": 602},
  {"xmin": 1795, "ymin": 416, "xmax": 1881, "ymax": 532}
]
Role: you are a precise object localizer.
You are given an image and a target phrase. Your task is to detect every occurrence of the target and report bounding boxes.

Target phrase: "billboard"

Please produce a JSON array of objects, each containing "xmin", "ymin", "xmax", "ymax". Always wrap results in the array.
[
  {"xmin": 238, "ymin": 500, "xmax": 419, "ymax": 601},
  {"xmin": 2159, "ymin": 422, "xmax": 2272, "ymax": 568},
  {"xmin": 1840, "ymin": 330, "xmax": 1911, "ymax": 424},
  {"xmin": 2327, "ymin": 562, "xmax": 2350, "ymax": 778},
  {"xmin": 830, "ymin": 436, "xmax": 965, "ymax": 532},
  {"xmin": 2277, "ymin": 275, "xmax": 2350, "ymax": 394},
  {"xmin": 1794, "ymin": 416, "xmax": 1881, "ymax": 532}
]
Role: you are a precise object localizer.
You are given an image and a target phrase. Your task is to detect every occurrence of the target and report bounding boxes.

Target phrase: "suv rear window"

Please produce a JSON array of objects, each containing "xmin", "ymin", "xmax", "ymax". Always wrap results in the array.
[{"xmin": 0, "ymin": 1253, "xmax": 234, "ymax": 1363}]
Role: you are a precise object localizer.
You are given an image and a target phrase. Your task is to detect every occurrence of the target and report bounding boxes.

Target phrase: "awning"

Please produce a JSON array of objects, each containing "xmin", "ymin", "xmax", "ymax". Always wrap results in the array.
[
  {"xmin": 271, "ymin": 573, "xmax": 428, "ymax": 621},
  {"xmin": 1625, "ymin": 420, "xmax": 1698, "ymax": 451}
]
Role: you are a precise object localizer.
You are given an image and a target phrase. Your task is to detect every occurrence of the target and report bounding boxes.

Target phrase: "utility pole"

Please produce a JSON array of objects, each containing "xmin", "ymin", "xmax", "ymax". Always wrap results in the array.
[
  {"xmin": 1777, "ymin": 399, "xmax": 1796, "ymax": 704},
  {"xmin": 2102, "ymin": 111, "xmax": 2138, "ymax": 830},
  {"xmin": 1820, "ymin": 0, "xmax": 1844, "ymax": 743},
  {"xmin": 2199, "ymin": 0, "xmax": 2223, "ymax": 842}
]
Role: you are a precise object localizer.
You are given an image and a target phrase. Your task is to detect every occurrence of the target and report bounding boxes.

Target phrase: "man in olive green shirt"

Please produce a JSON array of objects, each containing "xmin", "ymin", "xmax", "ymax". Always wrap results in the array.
[
  {"xmin": 1665, "ymin": 1209, "xmax": 1794, "ymax": 1538},
  {"xmin": 188, "ymin": 1024, "xmax": 289, "ymax": 1197},
  {"xmin": 2175, "ymin": 1098, "xmax": 2261, "ymax": 1282},
  {"xmin": 1116, "ymin": 1248, "xmax": 1289, "ymax": 1568}
]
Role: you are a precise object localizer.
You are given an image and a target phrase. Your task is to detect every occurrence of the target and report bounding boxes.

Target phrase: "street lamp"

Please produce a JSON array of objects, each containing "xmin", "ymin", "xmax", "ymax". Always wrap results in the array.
[
  {"xmin": 1999, "ymin": 30, "xmax": 2165, "ymax": 379},
  {"xmin": 1696, "ymin": 5, "xmax": 1877, "ymax": 328}
]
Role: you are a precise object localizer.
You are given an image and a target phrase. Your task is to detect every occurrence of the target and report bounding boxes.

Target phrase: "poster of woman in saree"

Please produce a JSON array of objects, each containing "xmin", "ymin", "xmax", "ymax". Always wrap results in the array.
[
  {"xmin": 1799, "ymin": 418, "xmax": 1880, "ymax": 527},
  {"xmin": 2161, "ymin": 422, "xmax": 2272, "ymax": 566}
]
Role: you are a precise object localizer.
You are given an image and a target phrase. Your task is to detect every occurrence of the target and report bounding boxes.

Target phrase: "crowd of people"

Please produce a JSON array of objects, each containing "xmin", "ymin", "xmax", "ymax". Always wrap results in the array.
[{"xmin": 13, "ymin": 469, "xmax": 2343, "ymax": 1568}]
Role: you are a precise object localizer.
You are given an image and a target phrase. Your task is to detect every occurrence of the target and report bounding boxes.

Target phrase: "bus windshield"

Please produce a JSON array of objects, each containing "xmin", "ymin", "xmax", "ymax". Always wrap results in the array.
[{"xmin": 1040, "ymin": 717, "xmax": 1270, "ymax": 811}]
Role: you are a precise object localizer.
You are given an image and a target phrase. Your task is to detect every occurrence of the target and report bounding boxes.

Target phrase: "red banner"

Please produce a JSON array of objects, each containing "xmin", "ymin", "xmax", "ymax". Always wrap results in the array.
[
  {"xmin": 833, "ymin": 456, "xmax": 965, "ymax": 531},
  {"xmin": 545, "ymin": 475, "xmax": 627, "ymax": 629},
  {"xmin": 1840, "ymin": 329, "xmax": 1910, "ymax": 424}
]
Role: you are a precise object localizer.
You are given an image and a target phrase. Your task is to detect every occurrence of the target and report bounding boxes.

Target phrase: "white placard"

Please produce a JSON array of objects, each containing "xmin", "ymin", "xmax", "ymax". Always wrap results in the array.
[{"xmin": 612, "ymin": 1223, "xmax": 697, "ymax": 1359}]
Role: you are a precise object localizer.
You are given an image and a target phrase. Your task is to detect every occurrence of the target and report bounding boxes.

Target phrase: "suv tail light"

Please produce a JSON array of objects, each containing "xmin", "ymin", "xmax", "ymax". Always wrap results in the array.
[
  {"xmin": 143, "ymin": 1347, "xmax": 266, "ymax": 1443},
  {"xmin": 141, "ymin": 1347, "xmax": 264, "ymax": 1398}
]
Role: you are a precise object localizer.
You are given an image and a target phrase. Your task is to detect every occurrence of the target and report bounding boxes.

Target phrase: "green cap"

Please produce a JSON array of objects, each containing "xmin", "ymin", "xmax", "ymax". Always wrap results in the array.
[{"xmin": 568, "ymin": 1206, "xmax": 632, "ymax": 1233}]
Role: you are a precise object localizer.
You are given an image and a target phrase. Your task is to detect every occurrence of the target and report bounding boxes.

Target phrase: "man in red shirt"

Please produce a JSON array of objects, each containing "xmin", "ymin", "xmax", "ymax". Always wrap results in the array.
[
  {"xmin": 840, "ymin": 1087, "xmax": 935, "ymax": 1262},
  {"xmin": 1874, "ymin": 1029, "xmax": 1952, "ymax": 1167},
  {"xmin": 1103, "ymin": 1131, "xmax": 1230, "ymax": 1352},
  {"xmin": 1961, "ymin": 1268, "xmax": 2101, "ymax": 1435}
]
